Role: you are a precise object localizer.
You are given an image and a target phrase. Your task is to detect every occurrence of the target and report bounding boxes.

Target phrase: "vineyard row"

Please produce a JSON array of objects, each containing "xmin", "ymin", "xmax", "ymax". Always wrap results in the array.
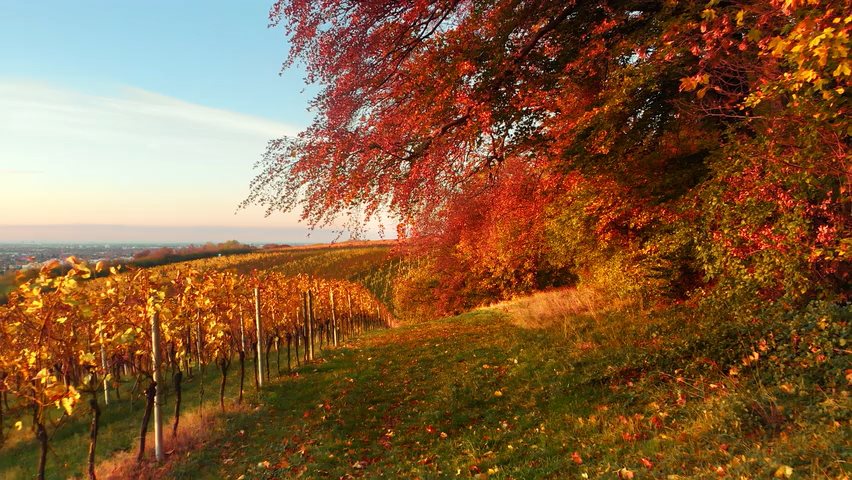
[{"xmin": 0, "ymin": 257, "xmax": 392, "ymax": 479}]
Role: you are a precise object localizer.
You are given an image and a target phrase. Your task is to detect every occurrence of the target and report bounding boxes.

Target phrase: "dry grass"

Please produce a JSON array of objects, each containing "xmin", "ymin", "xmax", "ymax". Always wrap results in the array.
[
  {"xmin": 264, "ymin": 239, "xmax": 397, "ymax": 251},
  {"xmin": 491, "ymin": 287, "xmax": 609, "ymax": 331},
  {"xmin": 88, "ymin": 403, "xmax": 249, "ymax": 480}
]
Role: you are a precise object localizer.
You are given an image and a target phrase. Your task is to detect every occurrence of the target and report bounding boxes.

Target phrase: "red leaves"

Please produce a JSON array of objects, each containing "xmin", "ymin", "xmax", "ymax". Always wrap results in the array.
[{"xmin": 253, "ymin": 0, "xmax": 849, "ymax": 314}]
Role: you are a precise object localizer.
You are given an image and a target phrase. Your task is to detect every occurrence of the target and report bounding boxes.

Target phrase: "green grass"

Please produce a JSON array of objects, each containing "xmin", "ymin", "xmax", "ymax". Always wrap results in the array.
[
  {"xmin": 165, "ymin": 307, "xmax": 849, "ymax": 479},
  {"xmin": 0, "ymin": 347, "xmax": 308, "ymax": 480},
  {"xmin": 0, "ymin": 243, "xmax": 400, "ymax": 479},
  {"xmin": 3, "ymin": 243, "xmax": 847, "ymax": 478}
]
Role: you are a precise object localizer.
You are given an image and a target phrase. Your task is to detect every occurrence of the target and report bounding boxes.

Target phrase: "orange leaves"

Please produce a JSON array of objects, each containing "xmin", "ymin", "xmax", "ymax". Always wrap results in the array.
[{"xmin": 617, "ymin": 467, "xmax": 635, "ymax": 479}]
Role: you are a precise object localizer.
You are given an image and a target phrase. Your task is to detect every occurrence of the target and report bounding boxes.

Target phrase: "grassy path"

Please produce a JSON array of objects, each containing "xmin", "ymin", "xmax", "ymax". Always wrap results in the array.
[{"xmin": 168, "ymin": 308, "xmax": 848, "ymax": 479}]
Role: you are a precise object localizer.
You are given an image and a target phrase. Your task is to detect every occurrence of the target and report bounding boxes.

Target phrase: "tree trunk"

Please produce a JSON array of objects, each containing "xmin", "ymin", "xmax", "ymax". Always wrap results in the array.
[
  {"xmin": 137, "ymin": 381, "xmax": 156, "ymax": 462},
  {"xmin": 265, "ymin": 337, "xmax": 273, "ymax": 381},
  {"xmin": 185, "ymin": 330, "xmax": 193, "ymax": 378},
  {"xmin": 218, "ymin": 357, "xmax": 230, "ymax": 412},
  {"xmin": 0, "ymin": 387, "xmax": 4, "ymax": 447},
  {"xmin": 87, "ymin": 395, "xmax": 101, "ymax": 480},
  {"xmin": 286, "ymin": 334, "xmax": 292, "ymax": 372},
  {"xmin": 36, "ymin": 420, "xmax": 48, "ymax": 480},
  {"xmin": 172, "ymin": 371, "xmax": 183, "ymax": 437}
]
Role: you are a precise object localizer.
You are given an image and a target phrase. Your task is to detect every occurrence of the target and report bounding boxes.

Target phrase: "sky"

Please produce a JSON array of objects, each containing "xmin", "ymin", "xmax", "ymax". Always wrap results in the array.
[{"xmin": 0, "ymin": 1, "xmax": 372, "ymax": 243}]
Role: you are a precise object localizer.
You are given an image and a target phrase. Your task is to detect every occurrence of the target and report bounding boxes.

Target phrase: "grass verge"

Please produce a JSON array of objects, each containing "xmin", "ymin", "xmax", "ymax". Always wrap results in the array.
[{"xmin": 166, "ymin": 305, "xmax": 849, "ymax": 479}]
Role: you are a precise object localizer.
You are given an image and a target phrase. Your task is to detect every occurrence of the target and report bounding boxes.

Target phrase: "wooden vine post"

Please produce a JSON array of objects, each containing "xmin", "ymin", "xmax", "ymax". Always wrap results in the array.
[
  {"xmin": 150, "ymin": 311, "xmax": 165, "ymax": 462},
  {"xmin": 238, "ymin": 304, "xmax": 246, "ymax": 403},
  {"xmin": 330, "ymin": 289, "xmax": 338, "ymax": 347},
  {"xmin": 307, "ymin": 290, "xmax": 315, "ymax": 361},
  {"xmin": 347, "ymin": 292, "xmax": 353, "ymax": 341},
  {"xmin": 254, "ymin": 287, "xmax": 264, "ymax": 388},
  {"xmin": 100, "ymin": 334, "xmax": 109, "ymax": 405}
]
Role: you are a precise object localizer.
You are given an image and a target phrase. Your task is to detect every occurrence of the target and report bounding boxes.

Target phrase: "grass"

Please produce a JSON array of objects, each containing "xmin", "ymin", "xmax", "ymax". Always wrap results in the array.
[
  {"xmin": 0, "ymin": 347, "xmax": 308, "ymax": 480},
  {"xmin": 0, "ymin": 243, "xmax": 400, "ymax": 479},
  {"xmin": 2, "ymin": 248, "xmax": 847, "ymax": 478},
  {"xmin": 161, "ymin": 303, "xmax": 849, "ymax": 479}
]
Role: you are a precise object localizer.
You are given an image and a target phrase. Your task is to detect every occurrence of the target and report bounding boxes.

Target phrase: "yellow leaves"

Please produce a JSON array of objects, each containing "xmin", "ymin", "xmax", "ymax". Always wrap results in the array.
[
  {"xmin": 26, "ymin": 298, "xmax": 43, "ymax": 313},
  {"xmin": 25, "ymin": 349, "xmax": 39, "ymax": 367},
  {"xmin": 493, "ymin": 390, "xmax": 503, "ymax": 397},
  {"xmin": 832, "ymin": 60, "xmax": 851, "ymax": 77},
  {"xmin": 794, "ymin": 68, "xmax": 818, "ymax": 83},
  {"xmin": 117, "ymin": 326, "xmax": 139, "ymax": 345},
  {"xmin": 40, "ymin": 259, "xmax": 61, "ymax": 275},
  {"xmin": 680, "ymin": 77, "xmax": 698, "ymax": 92},
  {"xmin": 680, "ymin": 74, "xmax": 710, "ymax": 95},
  {"xmin": 79, "ymin": 351, "xmax": 96, "ymax": 366},
  {"xmin": 735, "ymin": 10, "xmax": 745, "ymax": 26},
  {"xmin": 59, "ymin": 394, "xmax": 76, "ymax": 415},
  {"xmin": 774, "ymin": 465, "xmax": 794, "ymax": 478},
  {"xmin": 35, "ymin": 367, "xmax": 54, "ymax": 384}
]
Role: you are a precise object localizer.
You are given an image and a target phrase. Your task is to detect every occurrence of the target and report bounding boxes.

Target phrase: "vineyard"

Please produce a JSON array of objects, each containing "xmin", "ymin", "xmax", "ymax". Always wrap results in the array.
[{"xmin": 0, "ymin": 246, "xmax": 395, "ymax": 480}]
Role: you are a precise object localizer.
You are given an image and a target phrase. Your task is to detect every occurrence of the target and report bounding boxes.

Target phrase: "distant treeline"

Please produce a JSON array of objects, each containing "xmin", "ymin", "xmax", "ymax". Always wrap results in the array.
[{"xmin": 129, "ymin": 240, "xmax": 257, "ymax": 267}]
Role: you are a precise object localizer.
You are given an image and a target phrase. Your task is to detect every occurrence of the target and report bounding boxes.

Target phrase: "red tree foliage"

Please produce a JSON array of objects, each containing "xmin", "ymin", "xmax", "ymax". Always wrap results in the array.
[{"xmin": 246, "ymin": 0, "xmax": 849, "ymax": 313}]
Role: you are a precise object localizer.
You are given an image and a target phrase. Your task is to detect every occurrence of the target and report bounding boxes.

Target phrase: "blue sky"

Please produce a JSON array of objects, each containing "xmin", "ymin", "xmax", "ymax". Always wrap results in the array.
[
  {"xmin": 0, "ymin": 1, "xmax": 373, "ymax": 243},
  {"xmin": 0, "ymin": 0, "xmax": 314, "ymax": 124}
]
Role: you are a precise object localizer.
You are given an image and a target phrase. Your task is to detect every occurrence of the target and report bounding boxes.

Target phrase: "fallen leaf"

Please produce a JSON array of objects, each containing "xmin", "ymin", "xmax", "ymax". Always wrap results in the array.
[
  {"xmin": 774, "ymin": 465, "xmax": 793, "ymax": 478},
  {"xmin": 618, "ymin": 468, "xmax": 635, "ymax": 479},
  {"xmin": 572, "ymin": 451, "xmax": 583, "ymax": 464}
]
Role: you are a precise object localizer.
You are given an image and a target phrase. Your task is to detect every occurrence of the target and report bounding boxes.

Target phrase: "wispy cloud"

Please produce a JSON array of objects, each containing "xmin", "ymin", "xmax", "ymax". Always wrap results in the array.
[
  {"xmin": 0, "ymin": 169, "xmax": 42, "ymax": 175},
  {"xmin": 0, "ymin": 79, "xmax": 309, "ymax": 234}
]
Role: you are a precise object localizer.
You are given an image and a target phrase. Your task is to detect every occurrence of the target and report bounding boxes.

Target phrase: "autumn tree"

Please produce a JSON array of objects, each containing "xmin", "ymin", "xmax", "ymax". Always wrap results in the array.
[{"xmin": 247, "ymin": 0, "xmax": 849, "ymax": 314}]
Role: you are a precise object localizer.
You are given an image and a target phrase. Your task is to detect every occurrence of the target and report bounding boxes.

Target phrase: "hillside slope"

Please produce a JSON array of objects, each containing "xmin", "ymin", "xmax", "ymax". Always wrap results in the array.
[{"xmin": 165, "ymin": 305, "xmax": 848, "ymax": 479}]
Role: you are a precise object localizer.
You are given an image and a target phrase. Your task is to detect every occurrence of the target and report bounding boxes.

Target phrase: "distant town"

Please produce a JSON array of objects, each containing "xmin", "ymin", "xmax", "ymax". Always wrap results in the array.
[{"xmin": 0, "ymin": 243, "xmax": 189, "ymax": 274}]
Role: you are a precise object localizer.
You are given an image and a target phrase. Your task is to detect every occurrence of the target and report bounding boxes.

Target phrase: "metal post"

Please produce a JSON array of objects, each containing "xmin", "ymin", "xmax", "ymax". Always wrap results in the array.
[
  {"xmin": 150, "ymin": 311, "xmax": 164, "ymax": 462},
  {"xmin": 100, "ymin": 336, "xmax": 109, "ymax": 405}
]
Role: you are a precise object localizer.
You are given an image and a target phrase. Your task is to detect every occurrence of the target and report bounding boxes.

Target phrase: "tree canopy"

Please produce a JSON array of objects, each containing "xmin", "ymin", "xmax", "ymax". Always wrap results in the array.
[{"xmin": 246, "ymin": 0, "xmax": 849, "ymax": 314}]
